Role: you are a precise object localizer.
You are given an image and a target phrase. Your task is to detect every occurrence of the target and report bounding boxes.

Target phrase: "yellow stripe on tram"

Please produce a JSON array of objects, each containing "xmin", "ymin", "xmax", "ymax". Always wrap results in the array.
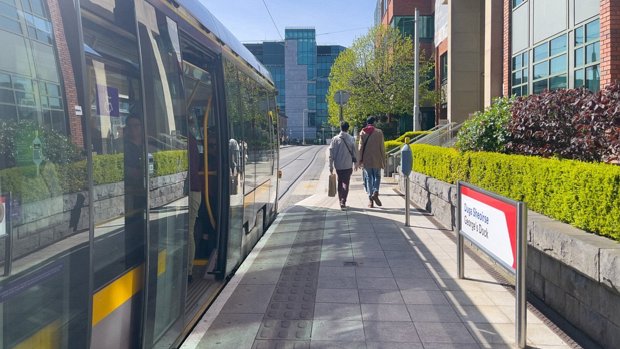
[
  {"xmin": 14, "ymin": 319, "xmax": 61, "ymax": 349},
  {"xmin": 158, "ymin": 249, "xmax": 167, "ymax": 276},
  {"xmin": 193, "ymin": 259, "xmax": 208, "ymax": 266},
  {"xmin": 92, "ymin": 265, "xmax": 144, "ymax": 327}
]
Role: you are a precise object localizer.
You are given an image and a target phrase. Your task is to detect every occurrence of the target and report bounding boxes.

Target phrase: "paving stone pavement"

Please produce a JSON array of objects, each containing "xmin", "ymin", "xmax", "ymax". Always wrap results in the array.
[{"xmin": 185, "ymin": 156, "xmax": 574, "ymax": 349}]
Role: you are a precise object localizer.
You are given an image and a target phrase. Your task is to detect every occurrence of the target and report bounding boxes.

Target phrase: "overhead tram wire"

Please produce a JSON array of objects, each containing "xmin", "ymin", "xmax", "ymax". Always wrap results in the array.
[{"xmin": 261, "ymin": 0, "xmax": 283, "ymax": 41}]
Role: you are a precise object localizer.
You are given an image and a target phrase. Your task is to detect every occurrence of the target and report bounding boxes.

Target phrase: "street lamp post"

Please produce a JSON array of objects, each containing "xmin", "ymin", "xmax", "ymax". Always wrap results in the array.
[
  {"xmin": 413, "ymin": 8, "xmax": 420, "ymax": 131},
  {"xmin": 302, "ymin": 109, "xmax": 307, "ymax": 145}
]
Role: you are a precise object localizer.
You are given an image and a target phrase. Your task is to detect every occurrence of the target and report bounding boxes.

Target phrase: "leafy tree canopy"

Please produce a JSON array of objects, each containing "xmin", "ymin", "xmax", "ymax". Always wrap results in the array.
[{"xmin": 327, "ymin": 25, "xmax": 436, "ymax": 128}]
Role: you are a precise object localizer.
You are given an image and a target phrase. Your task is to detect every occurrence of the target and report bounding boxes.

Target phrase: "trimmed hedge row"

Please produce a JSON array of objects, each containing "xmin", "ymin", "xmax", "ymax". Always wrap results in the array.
[
  {"xmin": 0, "ymin": 150, "xmax": 189, "ymax": 203},
  {"xmin": 385, "ymin": 140, "xmax": 404, "ymax": 153},
  {"xmin": 153, "ymin": 150, "xmax": 188, "ymax": 177},
  {"xmin": 395, "ymin": 131, "xmax": 432, "ymax": 143},
  {"xmin": 411, "ymin": 144, "xmax": 620, "ymax": 241}
]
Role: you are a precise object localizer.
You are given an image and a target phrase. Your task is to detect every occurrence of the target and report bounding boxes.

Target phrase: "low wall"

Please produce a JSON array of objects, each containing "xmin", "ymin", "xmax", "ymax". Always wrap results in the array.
[
  {"xmin": 399, "ymin": 172, "xmax": 620, "ymax": 348},
  {"xmin": 1, "ymin": 172, "xmax": 186, "ymax": 261}
]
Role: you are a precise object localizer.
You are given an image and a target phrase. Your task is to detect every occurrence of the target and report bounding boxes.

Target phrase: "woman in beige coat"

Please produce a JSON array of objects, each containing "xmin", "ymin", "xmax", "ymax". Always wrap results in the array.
[{"xmin": 358, "ymin": 117, "xmax": 385, "ymax": 208}]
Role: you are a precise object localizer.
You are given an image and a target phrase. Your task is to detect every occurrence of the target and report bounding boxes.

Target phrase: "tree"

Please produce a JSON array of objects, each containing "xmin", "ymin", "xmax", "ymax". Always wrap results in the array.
[{"xmin": 327, "ymin": 25, "xmax": 436, "ymax": 128}]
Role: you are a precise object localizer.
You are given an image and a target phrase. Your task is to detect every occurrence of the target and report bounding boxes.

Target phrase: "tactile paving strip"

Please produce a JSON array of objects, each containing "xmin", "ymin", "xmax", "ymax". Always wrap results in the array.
[{"xmin": 254, "ymin": 210, "xmax": 325, "ymax": 342}]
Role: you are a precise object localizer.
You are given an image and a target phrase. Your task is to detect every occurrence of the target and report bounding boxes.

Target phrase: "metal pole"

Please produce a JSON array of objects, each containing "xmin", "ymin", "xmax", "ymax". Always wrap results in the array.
[
  {"xmin": 457, "ymin": 182, "xmax": 464, "ymax": 279},
  {"xmin": 405, "ymin": 175, "xmax": 410, "ymax": 226},
  {"xmin": 516, "ymin": 202, "xmax": 528, "ymax": 348},
  {"xmin": 339, "ymin": 104, "xmax": 343, "ymax": 122},
  {"xmin": 413, "ymin": 8, "xmax": 420, "ymax": 131},
  {"xmin": 302, "ymin": 109, "xmax": 306, "ymax": 145}
]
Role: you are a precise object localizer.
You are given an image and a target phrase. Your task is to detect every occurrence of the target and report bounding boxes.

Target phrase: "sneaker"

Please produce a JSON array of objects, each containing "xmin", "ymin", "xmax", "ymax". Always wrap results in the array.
[
  {"xmin": 368, "ymin": 199, "xmax": 374, "ymax": 208},
  {"xmin": 340, "ymin": 200, "xmax": 346, "ymax": 209},
  {"xmin": 372, "ymin": 192, "xmax": 382, "ymax": 206}
]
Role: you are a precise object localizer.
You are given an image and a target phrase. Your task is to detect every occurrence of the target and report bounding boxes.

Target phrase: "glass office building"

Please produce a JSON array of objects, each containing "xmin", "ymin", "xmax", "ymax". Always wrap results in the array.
[{"xmin": 246, "ymin": 29, "xmax": 345, "ymax": 143}]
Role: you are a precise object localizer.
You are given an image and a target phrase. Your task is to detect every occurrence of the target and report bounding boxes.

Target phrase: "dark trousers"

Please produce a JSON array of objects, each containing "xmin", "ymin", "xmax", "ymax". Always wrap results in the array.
[{"xmin": 336, "ymin": 168, "xmax": 353, "ymax": 203}]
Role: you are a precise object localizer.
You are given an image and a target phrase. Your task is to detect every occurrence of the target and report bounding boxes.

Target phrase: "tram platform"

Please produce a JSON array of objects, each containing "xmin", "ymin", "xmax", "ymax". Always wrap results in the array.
[{"xmin": 181, "ymin": 163, "xmax": 575, "ymax": 349}]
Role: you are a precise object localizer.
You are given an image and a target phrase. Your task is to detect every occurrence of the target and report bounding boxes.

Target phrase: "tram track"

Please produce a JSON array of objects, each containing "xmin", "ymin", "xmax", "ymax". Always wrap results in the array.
[{"xmin": 277, "ymin": 146, "xmax": 325, "ymax": 201}]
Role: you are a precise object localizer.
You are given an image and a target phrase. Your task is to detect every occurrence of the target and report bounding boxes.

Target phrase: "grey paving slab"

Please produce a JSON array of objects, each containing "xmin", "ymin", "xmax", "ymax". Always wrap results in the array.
[
  {"xmin": 366, "ymin": 342, "xmax": 424, "ymax": 349},
  {"xmin": 352, "ymin": 250, "xmax": 386, "ymax": 259},
  {"xmin": 361, "ymin": 303, "xmax": 412, "ymax": 321},
  {"xmin": 400, "ymin": 290, "xmax": 449, "ymax": 305},
  {"xmin": 317, "ymin": 276, "xmax": 357, "ymax": 289},
  {"xmin": 362, "ymin": 321, "xmax": 421, "ymax": 343},
  {"xmin": 196, "ymin": 313, "xmax": 263, "ymax": 349},
  {"xmin": 221, "ymin": 284, "xmax": 277, "ymax": 314},
  {"xmin": 355, "ymin": 267, "xmax": 392, "ymax": 278},
  {"xmin": 395, "ymin": 277, "xmax": 440, "ymax": 291},
  {"xmin": 309, "ymin": 341, "xmax": 366, "ymax": 349},
  {"xmin": 314, "ymin": 302, "xmax": 362, "ymax": 321},
  {"xmin": 256, "ymin": 319, "xmax": 312, "ymax": 340},
  {"xmin": 264, "ymin": 301, "xmax": 314, "ymax": 320},
  {"xmin": 457, "ymin": 305, "xmax": 513, "ymax": 324},
  {"xmin": 390, "ymin": 267, "xmax": 432, "ymax": 279},
  {"xmin": 356, "ymin": 277, "xmax": 399, "ymax": 290},
  {"xmin": 252, "ymin": 340, "xmax": 310, "ymax": 349},
  {"xmin": 353, "ymin": 258, "xmax": 390, "ymax": 268},
  {"xmin": 414, "ymin": 322, "xmax": 478, "ymax": 345},
  {"xmin": 311, "ymin": 320, "xmax": 365, "ymax": 341},
  {"xmin": 240, "ymin": 265, "xmax": 283, "ymax": 285},
  {"xmin": 318, "ymin": 266, "xmax": 356, "ymax": 279},
  {"xmin": 406, "ymin": 304, "xmax": 461, "ymax": 323},
  {"xmin": 315, "ymin": 288, "xmax": 360, "ymax": 304},
  {"xmin": 359, "ymin": 289, "xmax": 405, "ymax": 304}
]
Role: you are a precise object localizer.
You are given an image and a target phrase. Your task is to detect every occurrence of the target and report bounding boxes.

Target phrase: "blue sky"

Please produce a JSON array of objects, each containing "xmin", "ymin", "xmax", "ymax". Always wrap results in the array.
[{"xmin": 202, "ymin": 0, "xmax": 377, "ymax": 47}]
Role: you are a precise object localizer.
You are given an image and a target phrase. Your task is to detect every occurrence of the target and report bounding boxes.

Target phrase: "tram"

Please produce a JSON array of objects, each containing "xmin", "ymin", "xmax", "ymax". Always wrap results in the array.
[{"xmin": 0, "ymin": 0, "xmax": 279, "ymax": 348}]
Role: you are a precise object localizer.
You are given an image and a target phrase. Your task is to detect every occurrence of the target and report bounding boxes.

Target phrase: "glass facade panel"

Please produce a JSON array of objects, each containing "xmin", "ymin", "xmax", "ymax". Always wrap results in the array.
[
  {"xmin": 522, "ymin": 68, "xmax": 528, "ymax": 83},
  {"xmin": 533, "ymin": 79, "xmax": 547, "ymax": 93},
  {"xmin": 512, "ymin": 71, "xmax": 521, "ymax": 86},
  {"xmin": 533, "ymin": 43, "xmax": 548, "ymax": 62},
  {"xmin": 550, "ymin": 55, "xmax": 567, "ymax": 75},
  {"xmin": 533, "ymin": 62, "xmax": 548, "ymax": 79},
  {"xmin": 575, "ymin": 69, "xmax": 585, "ymax": 88},
  {"xmin": 550, "ymin": 74, "xmax": 567, "ymax": 90},
  {"xmin": 575, "ymin": 47, "xmax": 584, "ymax": 67},
  {"xmin": 586, "ymin": 20, "xmax": 600, "ymax": 42},
  {"xmin": 586, "ymin": 42, "xmax": 600, "ymax": 64},
  {"xmin": 586, "ymin": 65, "xmax": 600, "ymax": 92},
  {"xmin": 550, "ymin": 35, "xmax": 567, "ymax": 56},
  {"xmin": 575, "ymin": 26, "xmax": 584, "ymax": 45}
]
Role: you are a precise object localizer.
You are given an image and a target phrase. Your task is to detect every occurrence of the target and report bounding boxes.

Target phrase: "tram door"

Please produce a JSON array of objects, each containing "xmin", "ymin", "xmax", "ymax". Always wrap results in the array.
[{"xmin": 182, "ymin": 61, "xmax": 221, "ymax": 292}]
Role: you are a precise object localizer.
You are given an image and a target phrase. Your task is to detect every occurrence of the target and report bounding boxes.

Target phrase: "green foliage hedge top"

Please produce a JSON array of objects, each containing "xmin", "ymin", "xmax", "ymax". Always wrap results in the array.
[
  {"xmin": 394, "ymin": 131, "xmax": 432, "ymax": 143},
  {"xmin": 0, "ymin": 150, "xmax": 189, "ymax": 203},
  {"xmin": 410, "ymin": 144, "xmax": 620, "ymax": 241}
]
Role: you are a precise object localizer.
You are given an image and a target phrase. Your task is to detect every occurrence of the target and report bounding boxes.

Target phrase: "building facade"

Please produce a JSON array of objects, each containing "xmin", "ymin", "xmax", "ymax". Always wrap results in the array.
[{"xmin": 246, "ymin": 29, "xmax": 344, "ymax": 143}]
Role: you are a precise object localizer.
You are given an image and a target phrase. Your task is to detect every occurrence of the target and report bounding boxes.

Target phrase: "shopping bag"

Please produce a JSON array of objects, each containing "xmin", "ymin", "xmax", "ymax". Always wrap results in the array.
[{"xmin": 328, "ymin": 173, "xmax": 337, "ymax": 197}]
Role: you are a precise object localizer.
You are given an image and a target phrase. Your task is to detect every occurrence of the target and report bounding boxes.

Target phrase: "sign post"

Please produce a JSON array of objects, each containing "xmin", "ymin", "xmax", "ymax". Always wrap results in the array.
[
  {"xmin": 334, "ymin": 90, "xmax": 350, "ymax": 122},
  {"xmin": 457, "ymin": 181, "xmax": 527, "ymax": 348},
  {"xmin": 400, "ymin": 140, "xmax": 412, "ymax": 226}
]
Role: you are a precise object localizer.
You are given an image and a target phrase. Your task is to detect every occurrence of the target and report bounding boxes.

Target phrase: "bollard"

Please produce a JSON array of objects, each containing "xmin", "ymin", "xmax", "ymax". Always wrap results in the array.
[{"xmin": 400, "ymin": 139, "xmax": 412, "ymax": 226}]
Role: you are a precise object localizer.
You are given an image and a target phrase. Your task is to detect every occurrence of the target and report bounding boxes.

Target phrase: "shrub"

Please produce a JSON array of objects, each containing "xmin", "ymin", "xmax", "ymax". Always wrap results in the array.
[
  {"xmin": 505, "ymin": 86, "xmax": 620, "ymax": 164},
  {"xmin": 153, "ymin": 150, "xmax": 188, "ymax": 177},
  {"xmin": 456, "ymin": 97, "xmax": 513, "ymax": 152},
  {"xmin": 385, "ymin": 140, "xmax": 404, "ymax": 153},
  {"xmin": 410, "ymin": 144, "xmax": 620, "ymax": 241},
  {"xmin": 395, "ymin": 131, "xmax": 432, "ymax": 143}
]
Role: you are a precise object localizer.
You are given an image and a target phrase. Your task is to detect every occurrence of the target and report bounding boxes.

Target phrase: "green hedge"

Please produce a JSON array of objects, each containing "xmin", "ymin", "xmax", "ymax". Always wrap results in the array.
[
  {"xmin": 153, "ymin": 150, "xmax": 188, "ymax": 177},
  {"xmin": 385, "ymin": 140, "xmax": 404, "ymax": 153},
  {"xmin": 395, "ymin": 131, "xmax": 432, "ymax": 143},
  {"xmin": 410, "ymin": 144, "xmax": 620, "ymax": 241}
]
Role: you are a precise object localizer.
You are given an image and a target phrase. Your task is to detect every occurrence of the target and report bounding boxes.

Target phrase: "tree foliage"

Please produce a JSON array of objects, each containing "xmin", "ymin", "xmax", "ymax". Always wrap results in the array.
[{"xmin": 327, "ymin": 25, "xmax": 436, "ymax": 127}]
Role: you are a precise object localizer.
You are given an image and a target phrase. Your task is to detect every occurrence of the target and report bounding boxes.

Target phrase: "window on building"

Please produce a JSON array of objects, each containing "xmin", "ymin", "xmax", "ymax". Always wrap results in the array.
[
  {"xmin": 440, "ymin": 53, "xmax": 448, "ymax": 85},
  {"xmin": 532, "ymin": 34, "xmax": 567, "ymax": 93},
  {"xmin": 391, "ymin": 16, "xmax": 434, "ymax": 41},
  {"xmin": 574, "ymin": 19, "xmax": 600, "ymax": 92},
  {"xmin": 511, "ymin": 51, "xmax": 529, "ymax": 96},
  {"xmin": 513, "ymin": 0, "xmax": 526, "ymax": 9}
]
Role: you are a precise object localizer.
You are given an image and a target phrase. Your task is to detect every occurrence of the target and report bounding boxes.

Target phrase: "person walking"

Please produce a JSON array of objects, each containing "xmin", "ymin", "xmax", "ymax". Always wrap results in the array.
[
  {"xmin": 329, "ymin": 121, "xmax": 358, "ymax": 209},
  {"xmin": 358, "ymin": 116, "xmax": 385, "ymax": 208}
]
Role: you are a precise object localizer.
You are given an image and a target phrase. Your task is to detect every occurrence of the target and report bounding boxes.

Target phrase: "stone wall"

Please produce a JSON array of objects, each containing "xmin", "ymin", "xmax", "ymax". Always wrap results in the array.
[
  {"xmin": 1, "ymin": 172, "xmax": 186, "ymax": 262},
  {"xmin": 399, "ymin": 172, "xmax": 620, "ymax": 348}
]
